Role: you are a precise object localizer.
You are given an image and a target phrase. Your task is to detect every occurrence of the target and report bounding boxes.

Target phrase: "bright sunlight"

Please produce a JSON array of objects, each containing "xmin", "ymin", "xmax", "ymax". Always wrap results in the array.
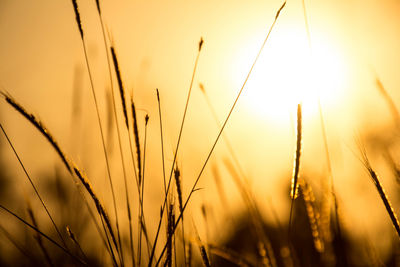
[{"xmin": 236, "ymin": 24, "xmax": 348, "ymax": 123}]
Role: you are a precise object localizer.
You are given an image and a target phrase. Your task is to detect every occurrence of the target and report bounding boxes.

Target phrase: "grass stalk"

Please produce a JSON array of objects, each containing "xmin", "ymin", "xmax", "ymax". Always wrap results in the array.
[
  {"xmin": 66, "ymin": 226, "xmax": 89, "ymax": 262},
  {"xmin": 165, "ymin": 202, "xmax": 175, "ymax": 267},
  {"xmin": 108, "ymin": 43, "xmax": 136, "ymax": 267},
  {"xmin": 1, "ymin": 92, "xmax": 117, "ymax": 266},
  {"xmin": 1, "ymin": 93, "xmax": 72, "ymax": 173},
  {"xmin": 110, "ymin": 47, "xmax": 129, "ymax": 129},
  {"xmin": 174, "ymin": 165, "xmax": 187, "ymax": 266},
  {"xmin": 73, "ymin": 166, "xmax": 120, "ymax": 266},
  {"xmin": 0, "ymin": 123, "xmax": 67, "ymax": 248},
  {"xmin": 290, "ymin": 103, "xmax": 302, "ymax": 200},
  {"xmin": 148, "ymin": 37, "xmax": 204, "ymax": 266},
  {"xmin": 359, "ymin": 144, "xmax": 400, "ymax": 239},
  {"xmin": 192, "ymin": 220, "xmax": 211, "ymax": 267},
  {"xmin": 138, "ymin": 114, "xmax": 150, "ymax": 264},
  {"xmin": 154, "ymin": 3, "xmax": 286, "ymax": 264},
  {"xmin": 70, "ymin": 1, "xmax": 123, "ymax": 263},
  {"xmin": 132, "ymin": 101, "xmax": 143, "ymax": 186},
  {"xmin": 0, "ymin": 204, "xmax": 86, "ymax": 265},
  {"xmin": 301, "ymin": 0, "xmax": 339, "ymax": 259},
  {"xmin": 132, "ymin": 100, "xmax": 144, "ymax": 265},
  {"xmin": 127, "ymin": 96, "xmax": 152, "ymax": 264},
  {"xmin": 299, "ymin": 179, "xmax": 323, "ymax": 253},
  {"xmin": 289, "ymin": 103, "xmax": 302, "ymax": 236},
  {"xmin": 157, "ymin": 89, "xmax": 167, "ymax": 196}
]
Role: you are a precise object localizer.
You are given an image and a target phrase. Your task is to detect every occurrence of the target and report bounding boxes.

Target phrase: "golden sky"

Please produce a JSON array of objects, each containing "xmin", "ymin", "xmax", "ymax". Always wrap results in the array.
[{"xmin": 1, "ymin": 0, "xmax": 400, "ymax": 258}]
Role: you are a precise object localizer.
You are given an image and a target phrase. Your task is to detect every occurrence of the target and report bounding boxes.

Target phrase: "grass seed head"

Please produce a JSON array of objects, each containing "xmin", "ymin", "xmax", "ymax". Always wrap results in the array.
[{"xmin": 71, "ymin": 0, "xmax": 84, "ymax": 39}]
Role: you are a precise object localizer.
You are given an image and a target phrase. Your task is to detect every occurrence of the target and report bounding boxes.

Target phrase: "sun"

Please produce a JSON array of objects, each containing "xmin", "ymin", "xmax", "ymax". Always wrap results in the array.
[{"xmin": 234, "ymin": 25, "xmax": 348, "ymax": 124}]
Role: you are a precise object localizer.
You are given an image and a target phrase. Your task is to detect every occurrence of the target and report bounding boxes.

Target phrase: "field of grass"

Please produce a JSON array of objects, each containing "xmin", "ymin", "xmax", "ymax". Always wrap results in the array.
[{"xmin": 1, "ymin": 0, "xmax": 400, "ymax": 266}]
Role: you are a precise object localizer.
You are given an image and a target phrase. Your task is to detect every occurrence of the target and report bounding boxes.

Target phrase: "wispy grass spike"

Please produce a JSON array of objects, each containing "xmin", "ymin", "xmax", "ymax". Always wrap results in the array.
[
  {"xmin": 192, "ymin": 220, "xmax": 211, "ymax": 267},
  {"xmin": 165, "ymin": 202, "xmax": 175, "ymax": 267},
  {"xmin": 174, "ymin": 166, "xmax": 183, "ymax": 213},
  {"xmin": 299, "ymin": 179, "xmax": 324, "ymax": 253},
  {"xmin": 73, "ymin": 167, "xmax": 120, "ymax": 259},
  {"xmin": 66, "ymin": 226, "xmax": 88, "ymax": 261},
  {"xmin": 156, "ymin": 88, "xmax": 167, "ymax": 196},
  {"xmin": 111, "ymin": 46, "xmax": 129, "ymax": 129},
  {"xmin": 199, "ymin": 37, "xmax": 204, "ymax": 51},
  {"xmin": 71, "ymin": 0, "xmax": 83, "ymax": 39},
  {"xmin": 289, "ymin": 103, "xmax": 302, "ymax": 238},
  {"xmin": 95, "ymin": 0, "xmax": 101, "ymax": 14},
  {"xmin": 131, "ymin": 98, "xmax": 142, "ymax": 185},
  {"xmin": 275, "ymin": 1, "xmax": 286, "ymax": 20},
  {"xmin": 359, "ymin": 144, "xmax": 400, "ymax": 239},
  {"xmin": 291, "ymin": 103, "xmax": 302, "ymax": 200},
  {"xmin": 1, "ymin": 92, "xmax": 72, "ymax": 174}
]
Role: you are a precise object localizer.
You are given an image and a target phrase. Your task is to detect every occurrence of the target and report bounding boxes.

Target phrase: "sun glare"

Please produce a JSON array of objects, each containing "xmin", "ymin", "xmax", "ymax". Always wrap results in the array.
[{"xmin": 236, "ymin": 25, "xmax": 348, "ymax": 124}]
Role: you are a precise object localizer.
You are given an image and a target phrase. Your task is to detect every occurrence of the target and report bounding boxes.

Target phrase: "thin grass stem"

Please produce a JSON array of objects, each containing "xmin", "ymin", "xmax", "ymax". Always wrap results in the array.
[
  {"xmin": 155, "ymin": 3, "xmax": 286, "ymax": 264},
  {"xmin": 0, "ymin": 123, "xmax": 67, "ymax": 248},
  {"xmin": 289, "ymin": 103, "xmax": 302, "ymax": 238},
  {"xmin": 157, "ymin": 89, "xmax": 167, "ymax": 196},
  {"xmin": 1, "ymin": 93, "xmax": 117, "ymax": 266},
  {"xmin": 0, "ymin": 204, "xmax": 86, "ymax": 266},
  {"xmin": 70, "ymin": 1, "xmax": 123, "ymax": 263},
  {"xmin": 148, "ymin": 37, "xmax": 204, "ymax": 266},
  {"xmin": 98, "ymin": 10, "xmax": 135, "ymax": 264}
]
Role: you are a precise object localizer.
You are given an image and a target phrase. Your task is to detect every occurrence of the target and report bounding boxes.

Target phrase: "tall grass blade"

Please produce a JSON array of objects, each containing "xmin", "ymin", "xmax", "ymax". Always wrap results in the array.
[
  {"xmin": 96, "ymin": 9, "xmax": 135, "ymax": 266},
  {"xmin": 131, "ymin": 101, "xmax": 142, "ymax": 186},
  {"xmin": 174, "ymin": 165, "xmax": 187, "ymax": 265},
  {"xmin": 138, "ymin": 114, "xmax": 150, "ymax": 265},
  {"xmin": 165, "ymin": 202, "xmax": 175, "ymax": 267},
  {"xmin": 289, "ymin": 103, "xmax": 302, "ymax": 238},
  {"xmin": 149, "ymin": 37, "xmax": 204, "ymax": 266},
  {"xmin": 110, "ymin": 46, "xmax": 129, "ymax": 129},
  {"xmin": 155, "ymin": 3, "xmax": 286, "ymax": 263},
  {"xmin": 359, "ymin": 144, "xmax": 400, "ymax": 239},
  {"xmin": 1, "ymin": 93, "xmax": 72, "ymax": 174},
  {"xmin": 157, "ymin": 89, "xmax": 167, "ymax": 195},
  {"xmin": 192, "ymin": 220, "xmax": 211, "ymax": 267},
  {"xmin": 66, "ymin": 226, "xmax": 88, "ymax": 262},
  {"xmin": 0, "ymin": 123, "xmax": 67, "ymax": 248},
  {"xmin": 1, "ymin": 92, "xmax": 118, "ymax": 266},
  {"xmin": 70, "ymin": 1, "xmax": 124, "ymax": 262},
  {"xmin": 0, "ymin": 204, "xmax": 86, "ymax": 265},
  {"xmin": 291, "ymin": 103, "xmax": 302, "ymax": 200},
  {"xmin": 71, "ymin": 0, "xmax": 83, "ymax": 39}
]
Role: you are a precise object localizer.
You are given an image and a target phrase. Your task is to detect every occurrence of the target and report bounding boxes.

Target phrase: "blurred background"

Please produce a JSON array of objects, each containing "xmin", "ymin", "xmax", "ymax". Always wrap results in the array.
[{"xmin": 0, "ymin": 0, "xmax": 400, "ymax": 266}]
